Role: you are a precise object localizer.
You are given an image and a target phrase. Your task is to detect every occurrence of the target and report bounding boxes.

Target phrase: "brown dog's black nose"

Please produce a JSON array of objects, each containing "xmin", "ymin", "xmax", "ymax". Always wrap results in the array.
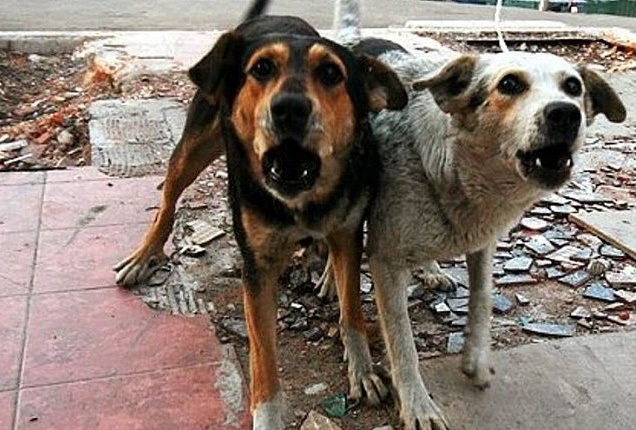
[
  {"xmin": 544, "ymin": 102, "xmax": 581, "ymax": 142},
  {"xmin": 271, "ymin": 93, "xmax": 312, "ymax": 137}
]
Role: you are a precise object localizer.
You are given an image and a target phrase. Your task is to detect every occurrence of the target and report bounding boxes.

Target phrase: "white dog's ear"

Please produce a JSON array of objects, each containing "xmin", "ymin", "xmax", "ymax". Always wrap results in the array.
[
  {"xmin": 412, "ymin": 55, "xmax": 478, "ymax": 114},
  {"xmin": 578, "ymin": 66, "xmax": 626, "ymax": 123}
]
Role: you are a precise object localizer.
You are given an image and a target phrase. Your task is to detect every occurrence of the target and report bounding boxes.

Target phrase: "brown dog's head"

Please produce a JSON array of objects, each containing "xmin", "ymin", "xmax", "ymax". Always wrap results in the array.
[
  {"xmin": 413, "ymin": 52, "xmax": 626, "ymax": 191},
  {"xmin": 189, "ymin": 31, "xmax": 406, "ymax": 203}
]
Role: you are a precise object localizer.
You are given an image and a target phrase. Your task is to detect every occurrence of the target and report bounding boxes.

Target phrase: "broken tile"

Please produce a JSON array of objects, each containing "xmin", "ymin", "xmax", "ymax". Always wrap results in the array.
[
  {"xmin": 546, "ymin": 267, "xmax": 566, "ymax": 279},
  {"xmin": 577, "ymin": 319, "xmax": 593, "ymax": 329},
  {"xmin": 584, "ymin": 283, "xmax": 616, "ymax": 302},
  {"xmin": 545, "ymin": 245, "xmax": 584, "ymax": 266},
  {"xmin": 314, "ymin": 402, "xmax": 347, "ymax": 424},
  {"xmin": 520, "ymin": 217, "xmax": 549, "ymax": 231},
  {"xmin": 599, "ymin": 244, "xmax": 626, "ymax": 259},
  {"xmin": 447, "ymin": 332, "xmax": 465, "ymax": 354},
  {"xmin": 492, "ymin": 294, "xmax": 514, "ymax": 314},
  {"xmin": 446, "ymin": 298, "xmax": 469, "ymax": 313},
  {"xmin": 550, "ymin": 205, "xmax": 576, "ymax": 215},
  {"xmin": 570, "ymin": 210, "xmax": 636, "ymax": 260},
  {"xmin": 432, "ymin": 300, "xmax": 451, "ymax": 315},
  {"xmin": 570, "ymin": 306, "xmax": 592, "ymax": 319},
  {"xmin": 447, "ymin": 286, "xmax": 470, "ymax": 299},
  {"xmin": 559, "ymin": 270, "xmax": 592, "ymax": 288},
  {"xmin": 530, "ymin": 206, "xmax": 552, "ymax": 216},
  {"xmin": 304, "ymin": 383, "xmax": 328, "ymax": 396},
  {"xmin": 572, "ymin": 248, "xmax": 594, "ymax": 262},
  {"xmin": 496, "ymin": 274, "xmax": 537, "ymax": 286},
  {"xmin": 515, "ymin": 293, "xmax": 530, "ymax": 306},
  {"xmin": 560, "ymin": 189, "xmax": 609, "ymax": 204},
  {"xmin": 185, "ymin": 220, "xmax": 225, "ymax": 246},
  {"xmin": 535, "ymin": 259, "xmax": 553, "ymax": 267},
  {"xmin": 521, "ymin": 323, "xmax": 576, "ymax": 337},
  {"xmin": 614, "ymin": 289, "xmax": 636, "ymax": 304},
  {"xmin": 445, "ymin": 267, "xmax": 469, "ymax": 287},
  {"xmin": 525, "ymin": 236, "xmax": 556, "ymax": 255},
  {"xmin": 607, "ymin": 314, "xmax": 632, "ymax": 326},
  {"xmin": 606, "ymin": 265, "xmax": 636, "ymax": 288},
  {"xmin": 542, "ymin": 194, "xmax": 569, "ymax": 205},
  {"xmin": 503, "ymin": 256, "xmax": 533, "ymax": 272},
  {"xmin": 450, "ymin": 316, "xmax": 468, "ymax": 327},
  {"xmin": 593, "ymin": 310, "xmax": 608, "ymax": 319}
]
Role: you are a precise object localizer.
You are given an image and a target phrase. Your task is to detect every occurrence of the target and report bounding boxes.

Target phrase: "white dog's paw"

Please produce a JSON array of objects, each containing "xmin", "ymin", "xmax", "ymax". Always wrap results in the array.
[
  {"xmin": 400, "ymin": 392, "xmax": 450, "ymax": 430},
  {"xmin": 461, "ymin": 346, "xmax": 495, "ymax": 389},
  {"xmin": 420, "ymin": 272, "xmax": 455, "ymax": 292},
  {"xmin": 315, "ymin": 263, "xmax": 337, "ymax": 300},
  {"xmin": 113, "ymin": 247, "xmax": 168, "ymax": 287},
  {"xmin": 348, "ymin": 363, "xmax": 389, "ymax": 405}
]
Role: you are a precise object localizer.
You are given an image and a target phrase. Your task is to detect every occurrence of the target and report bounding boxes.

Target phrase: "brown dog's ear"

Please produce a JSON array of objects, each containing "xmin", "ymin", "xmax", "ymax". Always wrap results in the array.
[
  {"xmin": 578, "ymin": 66, "xmax": 626, "ymax": 123},
  {"xmin": 412, "ymin": 55, "xmax": 478, "ymax": 114},
  {"xmin": 188, "ymin": 31, "xmax": 245, "ymax": 104},
  {"xmin": 357, "ymin": 56, "xmax": 408, "ymax": 112}
]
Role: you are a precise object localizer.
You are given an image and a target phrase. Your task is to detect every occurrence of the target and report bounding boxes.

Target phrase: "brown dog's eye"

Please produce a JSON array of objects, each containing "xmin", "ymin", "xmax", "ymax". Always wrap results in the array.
[
  {"xmin": 563, "ymin": 77, "xmax": 582, "ymax": 97},
  {"xmin": 250, "ymin": 58, "xmax": 276, "ymax": 81},
  {"xmin": 497, "ymin": 74, "xmax": 526, "ymax": 96},
  {"xmin": 316, "ymin": 63, "xmax": 344, "ymax": 87}
]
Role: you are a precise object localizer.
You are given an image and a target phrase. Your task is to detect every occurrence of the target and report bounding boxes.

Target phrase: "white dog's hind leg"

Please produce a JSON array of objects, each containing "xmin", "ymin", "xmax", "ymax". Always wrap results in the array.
[
  {"xmin": 371, "ymin": 256, "xmax": 450, "ymax": 430},
  {"xmin": 462, "ymin": 244, "xmax": 496, "ymax": 389}
]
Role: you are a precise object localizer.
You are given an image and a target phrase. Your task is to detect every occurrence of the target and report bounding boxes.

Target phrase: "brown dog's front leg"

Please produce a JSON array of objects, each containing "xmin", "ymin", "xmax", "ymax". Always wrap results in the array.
[
  {"xmin": 328, "ymin": 228, "xmax": 388, "ymax": 405},
  {"xmin": 114, "ymin": 102, "xmax": 225, "ymax": 286}
]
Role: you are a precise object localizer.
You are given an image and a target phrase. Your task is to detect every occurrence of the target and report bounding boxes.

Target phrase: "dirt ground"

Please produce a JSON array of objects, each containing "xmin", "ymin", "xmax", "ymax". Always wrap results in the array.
[{"xmin": 3, "ymin": 34, "xmax": 636, "ymax": 429}]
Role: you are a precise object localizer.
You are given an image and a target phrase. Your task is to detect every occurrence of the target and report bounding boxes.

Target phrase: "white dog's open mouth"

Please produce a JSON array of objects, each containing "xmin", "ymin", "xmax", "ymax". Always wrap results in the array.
[{"xmin": 516, "ymin": 143, "xmax": 573, "ymax": 189}]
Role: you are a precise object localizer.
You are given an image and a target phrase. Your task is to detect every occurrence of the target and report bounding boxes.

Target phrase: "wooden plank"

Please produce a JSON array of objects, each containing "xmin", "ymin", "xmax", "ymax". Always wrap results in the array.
[{"xmin": 569, "ymin": 210, "xmax": 636, "ymax": 260}]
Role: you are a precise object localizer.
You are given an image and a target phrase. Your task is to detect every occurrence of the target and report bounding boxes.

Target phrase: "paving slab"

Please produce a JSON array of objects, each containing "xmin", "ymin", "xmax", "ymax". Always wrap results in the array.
[
  {"xmin": 570, "ymin": 210, "xmax": 636, "ymax": 260},
  {"xmin": 421, "ymin": 330, "xmax": 636, "ymax": 430}
]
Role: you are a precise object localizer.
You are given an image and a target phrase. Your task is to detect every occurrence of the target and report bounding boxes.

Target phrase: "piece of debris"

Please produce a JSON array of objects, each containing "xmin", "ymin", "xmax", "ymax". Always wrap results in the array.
[
  {"xmin": 301, "ymin": 410, "xmax": 343, "ymax": 430},
  {"xmin": 496, "ymin": 274, "xmax": 537, "ymax": 286},
  {"xmin": 321, "ymin": 393, "xmax": 349, "ymax": 419},
  {"xmin": 615, "ymin": 289, "xmax": 636, "ymax": 304},
  {"xmin": 583, "ymin": 283, "xmax": 616, "ymax": 302},
  {"xmin": 546, "ymin": 267, "xmax": 566, "ymax": 279},
  {"xmin": 303, "ymin": 327, "xmax": 324, "ymax": 342},
  {"xmin": 503, "ymin": 256, "xmax": 533, "ymax": 272},
  {"xmin": 304, "ymin": 382, "xmax": 329, "ymax": 396},
  {"xmin": 587, "ymin": 258, "xmax": 611, "ymax": 276},
  {"xmin": 219, "ymin": 317, "xmax": 248, "ymax": 339},
  {"xmin": 606, "ymin": 265, "xmax": 636, "ymax": 288},
  {"xmin": 520, "ymin": 217, "xmax": 549, "ymax": 231},
  {"xmin": 599, "ymin": 244, "xmax": 626, "ymax": 259},
  {"xmin": 558, "ymin": 270, "xmax": 592, "ymax": 288},
  {"xmin": 607, "ymin": 314, "xmax": 632, "ymax": 326},
  {"xmin": 447, "ymin": 332, "xmax": 465, "ymax": 354},
  {"xmin": 525, "ymin": 235, "xmax": 556, "ymax": 255},
  {"xmin": 515, "ymin": 293, "xmax": 530, "ymax": 306},
  {"xmin": 521, "ymin": 323, "xmax": 576, "ymax": 337},
  {"xmin": 492, "ymin": 294, "xmax": 514, "ymax": 314},
  {"xmin": 570, "ymin": 306, "xmax": 592, "ymax": 319},
  {"xmin": 570, "ymin": 210, "xmax": 636, "ymax": 260},
  {"xmin": 446, "ymin": 298, "xmax": 469, "ymax": 314},
  {"xmin": 185, "ymin": 219, "xmax": 225, "ymax": 246}
]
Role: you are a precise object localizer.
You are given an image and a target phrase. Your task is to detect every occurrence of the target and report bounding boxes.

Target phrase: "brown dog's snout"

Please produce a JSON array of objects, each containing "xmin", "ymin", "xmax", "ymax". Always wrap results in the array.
[
  {"xmin": 270, "ymin": 92, "xmax": 312, "ymax": 138},
  {"xmin": 544, "ymin": 102, "xmax": 581, "ymax": 143}
]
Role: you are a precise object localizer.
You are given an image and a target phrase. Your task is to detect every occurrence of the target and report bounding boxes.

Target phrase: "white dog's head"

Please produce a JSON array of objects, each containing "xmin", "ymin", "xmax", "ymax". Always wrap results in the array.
[{"xmin": 413, "ymin": 52, "xmax": 626, "ymax": 190}]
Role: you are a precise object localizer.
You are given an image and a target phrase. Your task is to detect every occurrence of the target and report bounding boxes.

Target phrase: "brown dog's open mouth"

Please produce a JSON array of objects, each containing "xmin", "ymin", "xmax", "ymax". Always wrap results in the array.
[
  {"xmin": 517, "ymin": 143, "xmax": 573, "ymax": 189},
  {"xmin": 262, "ymin": 140, "xmax": 321, "ymax": 198}
]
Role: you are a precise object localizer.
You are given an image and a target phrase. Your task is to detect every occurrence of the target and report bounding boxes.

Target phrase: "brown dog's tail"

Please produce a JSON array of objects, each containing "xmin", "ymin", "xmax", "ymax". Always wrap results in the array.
[{"xmin": 244, "ymin": 0, "xmax": 270, "ymax": 20}]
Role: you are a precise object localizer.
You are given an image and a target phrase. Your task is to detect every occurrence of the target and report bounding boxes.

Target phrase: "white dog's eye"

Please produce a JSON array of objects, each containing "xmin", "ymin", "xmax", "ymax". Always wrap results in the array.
[
  {"xmin": 497, "ymin": 74, "xmax": 526, "ymax": 96},
  {"xmin": 563, "ymin": 77, "xmax": 582, "ymax": 97}
]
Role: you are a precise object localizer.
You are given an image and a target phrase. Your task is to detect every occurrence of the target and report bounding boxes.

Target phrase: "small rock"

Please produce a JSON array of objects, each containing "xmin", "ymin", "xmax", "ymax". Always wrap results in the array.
[
  {"xmin": 446, "ymin": 297, "xmax": 469, "ymax": 313},
  {"xmin": 515, "ymin": 293, "xmax": 530, "ymax": 306},
  {"xmin": 577, "ymin": 319, "xmax": 593, "ymax": 329},
  {"xmin": 593, "ymin": 310, "xmax": 608, "ymax": 319},
  {"xmin": 606, "ymin": 265, "xmax": 636, "ymax": 288},
  {"xmin": 57, "ymin": 128, "xmax": 74, "ymax": 146},
  {"xmin": 301, "ymin": 410, "xmax": 343, "ymax": 430},
  {"xmin": 587, "ymin": 258, "xmax": 610, "ymax": 276},
  {"xmin": 493, "ymin": 294, "xmax": 514, "ymax": 314},
  {"xmin": 447, "ymin": 332, "xmax": 465, "ymax": 354},
  {"xmin": 304, "ymin": 382, "xmax": 329, "ymax": 396},
  {"xmin": 496, "ymin": 274, "xmax": 536, "ymax": 286},
  {"xmin": 572, "ymin": 248, "xmax": 594, "ymax": 263},
  {"xmin": 559, "ymin": 270, "xmax": 592, "ymax": 288},
  {"xmin": 560, "ymin": 190, "xmax": 608, "ymax": 204},
  {"xmin": 599, "ymin": 244, "xmax": 626, "ymax": 259},
  {"xmin": 570, "ymin": 306, "xmax": 592, "ymax": 319},
  {"xmin": 520, "ymin": 217, "xmax": 549, "ymax": 231},
  {"xmin": 546, "ymin": 267, "xmax": 566, "ymax": 279},
  {"xmin": 373, "ymin": 426, "xmax": 394, "ymax": 430},
  {"xmin": 447, "ymin": 285, "xmax": 470, "ymax": 299},
  {"xmin": 542, "ymin": 194, "xmax": 569, "ymax": 205},
  {"xmin": 0, "ymin": 139, "xmax": 28, "ymax": 152},
  {"xmin": 503, "ymin": 256, "xmax": 533, "ymax": 272},
  {"xmin": 607, "ymin": 314, "xmax": 631, "ymax": 326},
  {"xmin": 583, "ymin": 283, "xmax": 616, "ymax": 302},
  {"xmin": 521, "ymin": 323, "xmax": 576, "ymax": 337},
  {"xmin": 432, "ymin": 301, "xmax": 451, "ymax": 314},
  {"xmin": 550, "ymin": 204, "xmax": 577, "ymax": 215},
  {"xmin": 303, "ymin": 327, "xmax": 324, "ymax": 342},
  {"xmin": 535, "ymin": 259, "xmax": 553, "ymax": 267},
  {"xmin": 545, "ymin": 245, "xmax": 584, "ymax": 265},
  {"xmin": 525, "ymin": 235, "xmax": 556, "ymax": 255},
  {"xmin": 615, "ymin": 289, "xmax": 636, "ymax": 304},
  {"xmin": 530, "ymin": 206, "xmax": 552, "ymax": 216},
  {"xmin": 219, "ymin": 317, "xmax": 248, "ymax": 339}
]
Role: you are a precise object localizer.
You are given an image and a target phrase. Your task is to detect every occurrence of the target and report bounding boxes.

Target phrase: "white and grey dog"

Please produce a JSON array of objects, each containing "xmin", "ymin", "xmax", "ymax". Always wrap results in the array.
[{"xmin": 331, "ymin": 1, "xmax": 627, "ymax": 429}]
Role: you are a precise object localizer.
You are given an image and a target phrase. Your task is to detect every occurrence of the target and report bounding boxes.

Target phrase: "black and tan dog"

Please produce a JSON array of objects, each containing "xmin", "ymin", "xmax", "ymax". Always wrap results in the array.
[{"xmin": 114, "ymin": 1, "xmax": 407, "ymax": 428}]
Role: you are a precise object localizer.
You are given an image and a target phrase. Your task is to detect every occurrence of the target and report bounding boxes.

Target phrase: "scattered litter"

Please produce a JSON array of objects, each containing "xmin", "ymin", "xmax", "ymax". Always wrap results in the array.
[
  {"xmin": 570, "ymin": 306, "xmax": 592, "ymax": 319},
  {"xmin": 321, "ymin": 393, "xmax": 349, "ymax": 419},
  {"xmin": 304, "ymin": 382, "xmax": 328, "ymax": 396},
  {"xmin": 583, "ymin": 283, "xmax": 616, "ymax": 302},
  {"xmin": 558, "ymin": 270, "xmax": 592, "ymax": 288},
  {"xmin": 492, "ymin": 294, "xmax": 514, "ymax": 314},
  {"xmin": 301, "ymin": 410, "xmax": 343, "ymax": 430},
  {"xmin": 521, "ymin": 323, "xmax": 576, "ymax": 337},
  {"xmin": 185, "ymin": 219, "xmax": 225, "ymax": 246},
  {"xmin": 447, "ymin": 332, "xmax": 465, "ymax": 354}
]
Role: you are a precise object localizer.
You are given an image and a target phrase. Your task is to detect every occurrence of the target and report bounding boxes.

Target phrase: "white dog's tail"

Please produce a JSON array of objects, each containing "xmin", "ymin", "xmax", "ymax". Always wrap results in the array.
[{"xmin": 333, "ymin": 0, "xmax": 362, "ymax": 46}]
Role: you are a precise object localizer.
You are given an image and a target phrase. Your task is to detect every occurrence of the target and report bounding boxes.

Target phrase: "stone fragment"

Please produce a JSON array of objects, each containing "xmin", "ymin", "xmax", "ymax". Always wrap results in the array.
[
  {"xmin": 219, "ymin": 317, "xmax": 248, "ymax": 339},
  {"xmin": 586, "ymin": 258, "xmax": 610, "ymax": 276},
  {"xmin": 550, "ymin": 205, "xmax": 576, "ymax": 215},
  {"xmin": 304, "ymin": 383, "xmax": 328, "ymax": 396},
  {"xmin": 530, "ymin": 206, "xmax": 552, "ymax": 216},
  {"xmin": 606, "ymin": 265, "xmax": 636, "ymax": 288},
  {"xmin": 446, "ymin": 297, "xmax": 469, "ymax": 313},
  {"xmin": 445, "ymin": 268, "xmax": 469, "ymax": 287},
  {"xmin": 577, "ymin": 319, "xmax": 593, "ymax": 329},
  {"xmin": 558, "ymin": 270, "xmax": 592, "ymax": 288},
  {"xmin": 447, "ymin": 286, "xmax": 470, "ymax": 299},
  {"xmin": 607, "ymin": 314, "xmax": 631, "ymax": 326},
  {"xmin": 572, "ymin": 248, "xmax": 594, "ymax": 262},
  {"xmin": 515, "ymin": 293, "xmax": 530, "ymax": 306},
  {"xmin": 583, "ymin": 283, "xmax": 615, "ymax": 302},
  {"xmin": 432, "ymin": 300, "xmax": 451, "ymax": 314},
  {"xmin": 545, "ymin": 245, "xmax": 584, "ymax": 266},
  {"xmin": 503, "ymin": 256, "xmax": 533, "ymax": 272},
  {"xmin": 546, "ymin": 267, "xmax": 566, "ymax": 279},
  {"xmin": 570, "ymin": 306, "xmax": 592, "ymax": 319},
  {"xmin": 447, "ymin": 332, "xmax": 465, "ymax": 354},
  {"xmin": 451, "ymin": 316, "xmax": 468, "ymax": 327},
  {"xmin": 520, "ymin": 217, "xmax": 549, "ymax": 231},
  {"xmin": 535, "ymin": 259, "xmax": 553, "ymax": 267},
  {"xmin": 542, "ymin": 194, "xmax": 569, "ymax": 205},
  {"xmin": 560, "ymin": 189, "xmax": 609, "ymax": 204},
  {"xmin": 615, "ymin": 289, "xmax": 636, "ymax": 304},
  {"xmin": 525, "ymin": 235, "xmax": 556, "ymax": 255},
  {"xmin": 593, "ymin": 310, "xmax": 608, "ymax": 319},
  {"xmin": 303, "ymin": 327, "xmax": 324, "ymax": 342},
  {"xmin": 599, "ymin": 244, "xmax": 626, "ymax": 259},
  {"xmin": 302, "ymin": 410, "xmax": 344, "ymax": 429},
  {"xmin": 496, "ymin": 274, "xmax": 537, "ymax": 286},
  {"xmin": 185, "ymin": 219, "xmax": 225, "ymax": 246},
  {"xmin": 492, "ymin": 294, "xmax": 514, "ymax": 314},
  {"xmin": 521, "ymin": 323, "xmax": 576, "ymax": 337}
]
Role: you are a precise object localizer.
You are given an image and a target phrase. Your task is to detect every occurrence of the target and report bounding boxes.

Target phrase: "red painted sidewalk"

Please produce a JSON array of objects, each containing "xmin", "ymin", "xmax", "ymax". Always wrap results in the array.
[{"xmin": 0, "ymin": 168, "xmax": 250, "ymax": 430}]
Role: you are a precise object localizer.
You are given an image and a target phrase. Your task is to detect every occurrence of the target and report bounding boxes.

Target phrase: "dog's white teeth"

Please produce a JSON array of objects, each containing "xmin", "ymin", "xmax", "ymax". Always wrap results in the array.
[
  {"xmin": 566, "ymin": 158, "xmax": 572, "ymax": 167},
  {"xmin": 535, "ymin": 158, "xmax": 543, "ymax": 168},
  {"xmin": 301, "ymin": 169, "xmax": 309, "ymax": 179}
]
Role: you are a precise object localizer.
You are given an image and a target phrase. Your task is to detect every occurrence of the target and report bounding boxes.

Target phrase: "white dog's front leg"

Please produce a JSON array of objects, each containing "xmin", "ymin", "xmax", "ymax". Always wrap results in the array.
[{"xmin": 462, "ymin": 244, "xmax": 496, "ymax": 389}]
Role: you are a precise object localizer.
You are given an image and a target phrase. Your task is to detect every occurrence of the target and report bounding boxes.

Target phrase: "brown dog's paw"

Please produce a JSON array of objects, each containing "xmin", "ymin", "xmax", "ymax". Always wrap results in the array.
[{"xmin": 113, "ymin": 248, "xmax": 168, "ymax": 287}]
